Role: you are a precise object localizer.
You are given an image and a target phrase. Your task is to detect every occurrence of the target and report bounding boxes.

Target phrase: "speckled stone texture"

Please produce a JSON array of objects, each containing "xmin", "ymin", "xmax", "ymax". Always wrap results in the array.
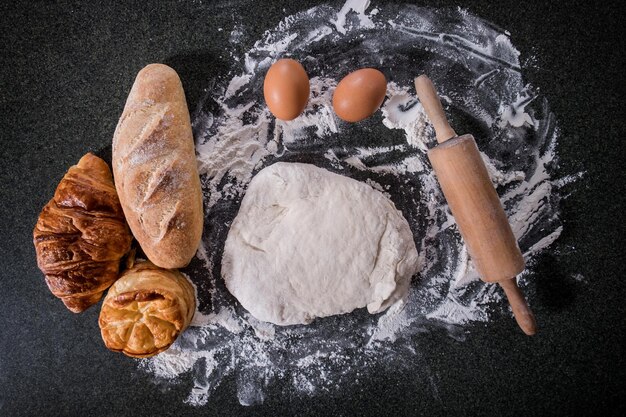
[{"xmin": 0, "ymin": 0, "xmax": 624, "ymax": 416}]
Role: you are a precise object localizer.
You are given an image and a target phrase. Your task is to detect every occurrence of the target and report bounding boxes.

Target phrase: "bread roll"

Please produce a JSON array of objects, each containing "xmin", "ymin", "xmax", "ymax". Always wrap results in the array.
[
  {"xmin": 112, "ymin": 63, "xmax": 203, "ymax": 269},
  {"xmin": 98, "ymin": 260, "xmax": 196, "ymax": 358},
  {"xmin": 33, "ymin": 153, "xmax": 133, "ymax": 312}
]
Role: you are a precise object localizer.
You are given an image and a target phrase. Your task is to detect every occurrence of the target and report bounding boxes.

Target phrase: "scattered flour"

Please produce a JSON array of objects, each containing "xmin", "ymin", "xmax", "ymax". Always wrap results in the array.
[{"xmin": 138, "ymin": 0, "xmax": 581, "ymax": 407}]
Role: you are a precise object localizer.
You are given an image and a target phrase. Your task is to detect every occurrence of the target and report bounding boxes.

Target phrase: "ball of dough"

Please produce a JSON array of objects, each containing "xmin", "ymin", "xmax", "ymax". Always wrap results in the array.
[{"xmin": 222, "ymin": 162, "xmax": 419, "ymax": 325}]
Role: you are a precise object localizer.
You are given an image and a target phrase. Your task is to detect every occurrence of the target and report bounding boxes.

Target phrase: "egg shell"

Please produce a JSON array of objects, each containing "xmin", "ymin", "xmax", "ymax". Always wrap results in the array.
[
  {"xmin": 263, "ymin": 59, "xmax": 310, "ymax": 121},
  {"xmin": 332, "ymin": 68, "xmax": 387, "ymax": 122}
]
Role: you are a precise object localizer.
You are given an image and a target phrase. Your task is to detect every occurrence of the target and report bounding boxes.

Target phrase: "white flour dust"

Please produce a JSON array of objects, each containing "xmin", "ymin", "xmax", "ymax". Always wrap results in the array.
[{"xmin": 139, "ymin": 0, "xmax": 580, "ymax": 406}]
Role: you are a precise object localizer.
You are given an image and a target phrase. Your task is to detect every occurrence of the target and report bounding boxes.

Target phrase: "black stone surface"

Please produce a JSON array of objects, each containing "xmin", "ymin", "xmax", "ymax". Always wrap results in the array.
[{"xmin": 1, "ymin": 0, "xmax": 624, "ymax": 416}]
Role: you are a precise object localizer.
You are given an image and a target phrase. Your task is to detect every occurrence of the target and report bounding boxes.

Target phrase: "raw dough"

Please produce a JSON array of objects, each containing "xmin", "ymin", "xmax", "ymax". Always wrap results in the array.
[{"xmin": 222, "ymin": 162, "xmax": 419, "ymax": 326}]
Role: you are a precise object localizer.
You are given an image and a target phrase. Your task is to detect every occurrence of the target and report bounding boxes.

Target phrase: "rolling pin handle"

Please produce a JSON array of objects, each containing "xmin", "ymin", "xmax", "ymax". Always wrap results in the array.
[
  {"xmin": 499, "ymin": 278, "xmax": 537, "ymax": 336},
  {"xmin": 414, "ymin": 75, "xmax": 457, "ymax": 143}
]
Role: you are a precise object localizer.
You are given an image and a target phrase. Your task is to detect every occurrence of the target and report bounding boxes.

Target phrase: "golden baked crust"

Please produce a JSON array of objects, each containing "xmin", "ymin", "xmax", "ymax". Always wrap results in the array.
[
  {"xmin": 98, "ymin": 260, "xmax": 196, "ymax": 358},
  {"xmin": 33, "ymin": 153, "xmax": 133, "ymax": 313},
  {"xmin": 112, "ymin": 63, "xmax": 203, "ymax": 269}
]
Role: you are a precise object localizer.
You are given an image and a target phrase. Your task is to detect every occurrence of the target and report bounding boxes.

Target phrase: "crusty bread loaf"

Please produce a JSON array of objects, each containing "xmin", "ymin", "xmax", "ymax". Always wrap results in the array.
[{"xmin": 112, "ymin": 64, "xmax": 203, "ymax": 269}]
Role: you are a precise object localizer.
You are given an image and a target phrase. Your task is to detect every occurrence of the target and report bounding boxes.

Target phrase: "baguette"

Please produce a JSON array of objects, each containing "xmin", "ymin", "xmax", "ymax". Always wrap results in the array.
[{"xmin": 112, "ymin": 64, "xmax": 203, "ymax": 269}]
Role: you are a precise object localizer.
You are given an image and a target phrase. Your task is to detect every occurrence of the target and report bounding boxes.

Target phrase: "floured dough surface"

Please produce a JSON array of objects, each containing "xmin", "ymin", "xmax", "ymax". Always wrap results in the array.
[{"xmin": 222, "ymin": 162, "xmax": 419, "ymax": 326}]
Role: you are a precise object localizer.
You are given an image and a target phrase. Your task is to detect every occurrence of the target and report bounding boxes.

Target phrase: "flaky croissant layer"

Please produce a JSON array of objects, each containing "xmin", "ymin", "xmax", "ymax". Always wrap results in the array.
[
  {"xmin": 33, "ymin": 153, "xmax": 133, "ymax": 313},
  {"xmin": 99, "ymin": 260, "xmax": 196, "ymax": 358}
]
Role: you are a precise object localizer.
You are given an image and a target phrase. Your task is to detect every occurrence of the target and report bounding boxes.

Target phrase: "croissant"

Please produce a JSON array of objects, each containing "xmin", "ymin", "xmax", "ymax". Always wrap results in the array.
[
  {"xmin": 98, "ymin": 260, "xmax": 196, "ymax": 358},
  {"xmin": 33, "ymin": 153, "xmax": 133, "ymax": 313}
]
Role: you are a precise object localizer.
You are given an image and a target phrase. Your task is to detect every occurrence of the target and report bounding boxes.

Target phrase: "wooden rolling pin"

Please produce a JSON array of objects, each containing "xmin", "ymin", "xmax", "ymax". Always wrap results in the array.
[{"xmin": 415, "ymin": 75, "xmax": 537, "ymax": 336}]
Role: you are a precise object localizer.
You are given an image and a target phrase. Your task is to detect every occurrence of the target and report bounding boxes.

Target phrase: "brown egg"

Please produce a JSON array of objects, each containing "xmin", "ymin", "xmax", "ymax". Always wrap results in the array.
[
  {"xmin": 263, "ymin": 59, "xmax": 310, "ymax": 121},
  {"xmin": 332, "ymin": 68, "xmax": 387, "ymax": 122}
]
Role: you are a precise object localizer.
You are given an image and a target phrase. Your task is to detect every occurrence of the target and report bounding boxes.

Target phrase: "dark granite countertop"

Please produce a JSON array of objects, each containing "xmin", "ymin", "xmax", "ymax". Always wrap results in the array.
[{"xmin": 1, "ymin": 0, "xmax": 624, "ymax": 416}]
